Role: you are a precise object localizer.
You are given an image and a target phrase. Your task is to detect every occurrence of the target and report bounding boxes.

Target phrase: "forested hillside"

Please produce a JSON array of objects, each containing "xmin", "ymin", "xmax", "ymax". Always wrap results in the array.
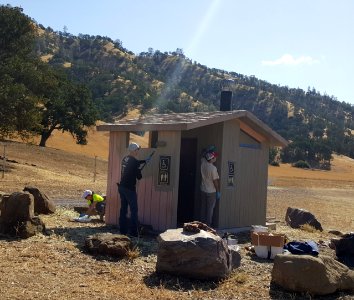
[{"xmin": 2, "ymin": 5, "xmax": 354, "ymax": 165}]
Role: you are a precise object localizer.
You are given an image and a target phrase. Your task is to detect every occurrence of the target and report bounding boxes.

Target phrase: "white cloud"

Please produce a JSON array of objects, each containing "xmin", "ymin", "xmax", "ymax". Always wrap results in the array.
[{"xmin": 262, "ymin": 54, "xmax": 319, "ymax": 66}]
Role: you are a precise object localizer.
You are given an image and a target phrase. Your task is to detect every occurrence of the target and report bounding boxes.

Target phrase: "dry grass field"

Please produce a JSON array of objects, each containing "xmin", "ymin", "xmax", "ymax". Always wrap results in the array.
[
  {"xmin": 268, "ymin": 155, "xmax": 354, "ymax": 233},
  {"xmin": 0, "ymin": 132, "xmax": 353, "ymax": 299}
]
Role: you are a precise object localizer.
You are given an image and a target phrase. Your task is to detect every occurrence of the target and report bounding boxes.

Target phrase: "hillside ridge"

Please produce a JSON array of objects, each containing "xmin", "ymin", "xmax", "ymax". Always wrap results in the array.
[{"xmin": 32, "ymin": 25, "xmax": 354, "ymax": 160}]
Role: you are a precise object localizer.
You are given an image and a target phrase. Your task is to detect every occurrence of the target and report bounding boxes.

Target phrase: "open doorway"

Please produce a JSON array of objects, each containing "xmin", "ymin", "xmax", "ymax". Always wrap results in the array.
[{"xmin": 177, "ymin": 138, "xmax": 198, "ymax": 226}]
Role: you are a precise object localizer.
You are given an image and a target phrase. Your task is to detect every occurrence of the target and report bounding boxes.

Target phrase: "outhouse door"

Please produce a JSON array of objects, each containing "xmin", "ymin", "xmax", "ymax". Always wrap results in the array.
[{"xmin": 177, "ymin": 138, "xmax": 197, "ymax": 225}]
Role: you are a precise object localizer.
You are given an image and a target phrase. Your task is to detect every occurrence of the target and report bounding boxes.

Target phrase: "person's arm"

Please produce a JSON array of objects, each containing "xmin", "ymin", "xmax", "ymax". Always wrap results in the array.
[
  {"xmin": 214, "ymin": 179, "xmax": 221, "ymax": 200},
  {"xmin": 213, "ymin": 179, "xmax": 220, "ymax": 192},
  {"xmin": 136, "ymin": 160, "xmax": 142, "ymax": 180},
  {"xmin": 86, "ymin": 202, "xmax": 96, "ymax": 216},
  {"xmin": 212, "ymin": 167, "xmax": 220, "ymax": 192},
  {"xmin": 213, "ymin": 167, "xmax": 220, "ymax": 200}
]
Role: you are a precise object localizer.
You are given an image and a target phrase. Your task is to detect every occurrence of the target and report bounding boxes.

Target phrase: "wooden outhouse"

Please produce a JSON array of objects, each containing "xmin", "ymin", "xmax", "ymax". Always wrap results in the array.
[{"xmin": 97, "ymin": 110, "xmax": 287, "ymax": 231}]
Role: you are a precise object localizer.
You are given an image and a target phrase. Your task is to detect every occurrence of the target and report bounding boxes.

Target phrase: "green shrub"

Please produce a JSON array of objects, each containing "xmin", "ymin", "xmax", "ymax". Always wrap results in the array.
[
  {"xmin": 292, "ymin": 160, "xmax": 310, "ymax": 169},
  {"xmin": 270, "ymin": 161, "xmax": 280, "ymax": 166}
]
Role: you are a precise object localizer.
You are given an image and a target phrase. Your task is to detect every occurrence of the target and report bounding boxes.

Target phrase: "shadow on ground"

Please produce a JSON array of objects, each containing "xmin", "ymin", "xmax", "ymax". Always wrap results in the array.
[
  {"xmin": 269, "ymin": 281, "xmax": 354, "ymax": 300},
  {"xmin": 50, "ymin": 223, "xmax": 159, "ymax": 259},
  {"xmin": 143, "ymin": 271, "xmax": 221, "ymax": 292}
]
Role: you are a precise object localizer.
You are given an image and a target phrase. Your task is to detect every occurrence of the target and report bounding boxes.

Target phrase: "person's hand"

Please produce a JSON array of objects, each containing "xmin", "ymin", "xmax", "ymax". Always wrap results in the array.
[{"xmin": 216, "ymin": 191, "xmax": 221, "ymax": 201}]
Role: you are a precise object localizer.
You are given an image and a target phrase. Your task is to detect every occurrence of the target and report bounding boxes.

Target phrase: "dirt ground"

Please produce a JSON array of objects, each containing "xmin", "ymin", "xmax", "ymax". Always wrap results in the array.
[{"xmin": 0, "ymin": 140, "xmax": 354, "ymax": 299}]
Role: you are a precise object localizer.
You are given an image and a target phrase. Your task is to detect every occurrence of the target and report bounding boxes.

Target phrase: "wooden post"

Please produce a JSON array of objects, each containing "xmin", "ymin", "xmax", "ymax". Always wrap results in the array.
[
  {"xmin": 93, "ymin": 155, "xmax": 97, "ymax": 182},
  {"xmin": 2, "ymin": 144, "xmax": 6, "ymax": 179}
]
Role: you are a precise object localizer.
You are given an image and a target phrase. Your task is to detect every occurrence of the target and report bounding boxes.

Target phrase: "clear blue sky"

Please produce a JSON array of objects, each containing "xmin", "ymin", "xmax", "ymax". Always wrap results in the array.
[{"xmin": 2, "ymin": 0, "xmax": 354, "ymax": 104}]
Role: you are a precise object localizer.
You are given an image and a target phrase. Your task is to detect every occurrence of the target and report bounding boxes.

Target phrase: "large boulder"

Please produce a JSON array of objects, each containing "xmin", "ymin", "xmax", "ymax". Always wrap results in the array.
[
  {"xmin": 156, "ymin": 228, "xmax": 233, "ymax": 279},
  {"xmin": 285, "ymin": 207, "xmax": 323, "ymax": 231},
  {"xmin": 17, "ymin": 217, "xmax": 46, "ymax": 239},
  {"xmin": 272, "ymin": 254, "xmax": 354, "ymax": 296},
  {"xmin": 0, "ymin": 192, "xmax": 34, "ymax": 222},
  {"xmin": 23, "ymin": 186, "xmax": 56, "ymax": 215},
  {"xmin": 85, "ymin": 233, "xmax": 133, "ymax": 257},
  {"xmin": 0, "ymin": 192, "xmax": 46, "ymax": 238},
  {"xmin": 331, "ymin": 233, "xmax": 354, "ymax": 267}
]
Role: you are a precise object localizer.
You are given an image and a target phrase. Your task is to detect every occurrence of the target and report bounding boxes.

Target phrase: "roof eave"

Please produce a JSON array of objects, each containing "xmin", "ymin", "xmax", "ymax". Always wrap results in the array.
[
  {"xmin": 240, "ymin": 111, "xmax": 288, "ymax": 147},
  {"xmin": 96, "ymin": 110, "xmax": 288, "ymax": 147}
]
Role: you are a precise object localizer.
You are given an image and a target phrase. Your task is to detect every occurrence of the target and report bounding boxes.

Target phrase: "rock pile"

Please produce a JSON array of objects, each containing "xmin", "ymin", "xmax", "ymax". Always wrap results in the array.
[
  {"xmin": 0, "ymin": 192, "xmax": 46, "ymax": 238},
  {"xmin": 85, "ymin": 233, "xmax": 133, "ymax": 257}
]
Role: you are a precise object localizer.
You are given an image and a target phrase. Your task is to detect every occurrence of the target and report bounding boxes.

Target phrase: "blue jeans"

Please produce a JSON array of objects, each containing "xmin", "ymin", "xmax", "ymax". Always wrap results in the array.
[
  {"xmin": 118, "ymin": 185, "xmax": 138, "ymax": 236},
  {"xmin": 95, "ymin": 201, "xmax": 105, "ymax": 214}
]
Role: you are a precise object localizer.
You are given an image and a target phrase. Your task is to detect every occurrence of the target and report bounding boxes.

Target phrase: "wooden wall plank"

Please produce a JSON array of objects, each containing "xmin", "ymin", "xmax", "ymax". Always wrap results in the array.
[
  {"xmin": 106, "ymin": 131, "xmax": 118, "ymax": 225},
  {"xmin": 139, "ymin": 175, "xmax": 152, "ymax": 225},
  {"xmin": 153, "ymin": 131, "xmax": 181, "ymax": 230},
  {"xmin": 149, "ymin": 183, "xmax": 160, "ymax": 230},
  {"xmin": 218, "ymin": 120, "xmax": 239, "ymax": 228},
  {"xmin": 135, "ymin": 148, "xmax": 151, "ymax": 225},
  {"xmin": 157, "ymin": 191, "xmax": 168, "ymax": 230},
  {"xmin": 106, "ymin": 131, "xmax": 126, "ymax": 225},
  {"xmin": 236, "ymin": 145, "xmax": 268, "ymax": 227},
  {"xmin": 164, "ymin": 190, "xmax": 174, "ymax": 228},
  {"xmin": 105, "ymin": 132, "xmax": 115, "ymax": 225}
]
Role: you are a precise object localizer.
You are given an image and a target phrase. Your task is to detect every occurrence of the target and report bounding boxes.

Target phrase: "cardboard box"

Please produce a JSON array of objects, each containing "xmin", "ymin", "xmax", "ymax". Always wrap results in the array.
[{"xmin": 251, "ymin": 232, "xmax": 285, "ymax": 247}]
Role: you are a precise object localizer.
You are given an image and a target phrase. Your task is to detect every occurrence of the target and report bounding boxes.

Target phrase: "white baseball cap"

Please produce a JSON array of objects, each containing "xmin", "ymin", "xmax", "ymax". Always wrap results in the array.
[
  {"xmin": 205, "ymin": 151, "xmax": 218, "ymax": 161},
  {"xmin": 82, "ymin": 190, "xmax": 92, "ymax": 199},
  {"xmin": 128, "ymin": 142, "xmax": 140, "ymax": 151}
]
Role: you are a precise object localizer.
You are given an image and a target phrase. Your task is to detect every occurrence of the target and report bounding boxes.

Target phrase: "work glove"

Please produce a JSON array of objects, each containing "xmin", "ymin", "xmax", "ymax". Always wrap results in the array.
[{"xmin": 216, "ymin": 191, "xmax": 221, "ymax": 201}]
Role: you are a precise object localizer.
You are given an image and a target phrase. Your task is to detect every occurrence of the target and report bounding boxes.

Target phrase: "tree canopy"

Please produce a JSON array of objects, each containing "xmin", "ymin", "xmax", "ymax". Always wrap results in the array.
[
  {"xmin": 0, "ymin": 5, "xmax": 41, "ymax": 139},
  {"xmin": 37, "ymin": 67, "xmax": 97, "ymax": 147},
  {"xmin": 0, "ymin": 5, "xmax": 98, "ymax": 146}
]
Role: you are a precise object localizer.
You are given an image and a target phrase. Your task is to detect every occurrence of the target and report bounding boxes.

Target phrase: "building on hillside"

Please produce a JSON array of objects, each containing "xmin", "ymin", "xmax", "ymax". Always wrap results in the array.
[{"xmin": 97, "ymin": 110, "xmax": 288, "ymax": 232}]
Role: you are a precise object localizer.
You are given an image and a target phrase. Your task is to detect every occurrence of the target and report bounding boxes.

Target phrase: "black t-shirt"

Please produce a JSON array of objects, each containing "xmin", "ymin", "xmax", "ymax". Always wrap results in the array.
[{"xmin": 119, "ymin": 155, "xmax": 144, "ymax": 191}]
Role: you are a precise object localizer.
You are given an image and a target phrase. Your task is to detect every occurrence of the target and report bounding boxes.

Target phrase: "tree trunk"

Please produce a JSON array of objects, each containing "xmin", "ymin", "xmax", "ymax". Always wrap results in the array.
[
  {"xmin": 39, "ymin": 132, "xmax": 50, "ymax": 147},
  {"xmin": 39, "ymin": 128, "xmax": 55, "ymax": 147}
]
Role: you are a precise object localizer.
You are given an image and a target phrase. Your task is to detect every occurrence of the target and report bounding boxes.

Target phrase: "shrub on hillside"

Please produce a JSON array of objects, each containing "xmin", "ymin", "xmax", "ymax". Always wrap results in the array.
[{"xmin": 292, "ymin": 160, "xmax": 310, "ymax": 169}]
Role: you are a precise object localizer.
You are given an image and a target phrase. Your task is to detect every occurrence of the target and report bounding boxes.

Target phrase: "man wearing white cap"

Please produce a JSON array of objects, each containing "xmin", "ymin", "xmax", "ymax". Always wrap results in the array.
[
  {"xmin": 200, "ymin": 151, "xmax": 220, "ymax": 226},
  {"xmin": 82, "ymin": 189, "xmax": 105, "ymax": 221},
  {"xmin": 118, "ymin": 142, "xmax": 149, "ymax": 236}
]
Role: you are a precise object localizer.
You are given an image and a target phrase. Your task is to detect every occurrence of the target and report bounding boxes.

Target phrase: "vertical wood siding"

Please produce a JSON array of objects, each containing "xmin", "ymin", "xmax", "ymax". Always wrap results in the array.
[
  {"xmin": 105, "ymin": 131, "xmax": 127, "ymax": 225},
  {"xmin": 105, "ymin": 122, "xmax": 269, "ymax": 231},
  {"xmin": 218, "ymin": 120, "xmax": 269, "ymax": 229},
  {"xmin": 152, "ymin": 131, "xmax": 181, "ymax": 230},
  {"xmin": 218, "ymin": 120, "xmax": 240, "ymax": 228},
  {"xmin": 105, "ymin": 130, "xmax": 181, "ymax": 231},
  {"xmin": 236, "ymin": 143, "xmax": 269, "ymax": 227},
  {"xmin": 137, "ymin": 130, "xmax": 181, "ymax": 231}
]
